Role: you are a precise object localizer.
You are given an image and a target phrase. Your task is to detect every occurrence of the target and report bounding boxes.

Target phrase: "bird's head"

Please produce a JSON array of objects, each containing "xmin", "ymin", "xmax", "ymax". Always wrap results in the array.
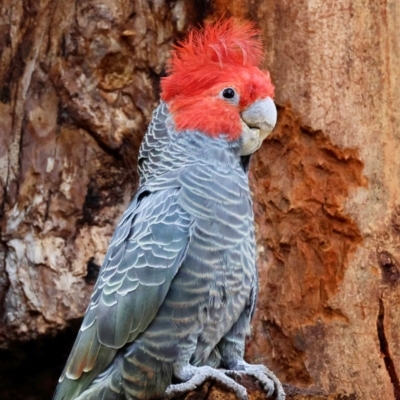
[{"xmin": 161, "ymin": 18, "xmax": 277, "ymax": 155}]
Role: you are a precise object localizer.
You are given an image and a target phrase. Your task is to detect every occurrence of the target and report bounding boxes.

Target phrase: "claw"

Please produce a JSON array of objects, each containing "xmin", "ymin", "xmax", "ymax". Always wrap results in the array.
[
  {"xmin": 225, "ymin": 362, "xmax": 285, "ymax": 400},
  {"xmin": 165, "ymin": 365, "xmax": 248, "ymax": 400}
]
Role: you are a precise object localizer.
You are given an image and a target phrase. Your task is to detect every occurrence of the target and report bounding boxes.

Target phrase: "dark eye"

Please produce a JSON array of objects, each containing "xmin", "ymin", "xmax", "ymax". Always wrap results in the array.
[{"xmin": 222, "ymin": 88, "xmax": 236, "ymax": 99}]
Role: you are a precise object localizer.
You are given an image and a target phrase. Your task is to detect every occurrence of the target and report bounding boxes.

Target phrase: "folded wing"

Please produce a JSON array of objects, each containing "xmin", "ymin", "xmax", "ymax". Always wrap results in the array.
[{"xmin": 54, "ymin": 187, "xmax": 193, "ymax": 399}]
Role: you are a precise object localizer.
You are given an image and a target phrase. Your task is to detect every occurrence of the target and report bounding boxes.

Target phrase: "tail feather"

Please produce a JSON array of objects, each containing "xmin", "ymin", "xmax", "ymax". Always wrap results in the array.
[
  {"xmin": 55, "ymin": 345, "xmax": 173, "ymax": 400},
  {"xmin": 75, "ymin": 355, "xmax": 123, "ymax": 400},
  {"xmin": 122, "ymin": 344, "xmax": 173, "ymax": 400},
  {"xmin": 53, "ymin": 347, "xmax": 117, "ymax": 400}
]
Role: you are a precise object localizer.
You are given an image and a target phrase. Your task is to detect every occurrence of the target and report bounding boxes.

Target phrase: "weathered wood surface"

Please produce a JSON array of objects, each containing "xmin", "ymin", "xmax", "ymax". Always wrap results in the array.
[{"xmin": 0, "ymin": 1, "xmax": 399, "ymax": 399}]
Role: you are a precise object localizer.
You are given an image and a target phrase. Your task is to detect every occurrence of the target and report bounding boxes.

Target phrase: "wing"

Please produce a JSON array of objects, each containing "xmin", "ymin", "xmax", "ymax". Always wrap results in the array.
[{"xmin": 54, "ymin": 187, "xmax": 193, "ymax": 399}]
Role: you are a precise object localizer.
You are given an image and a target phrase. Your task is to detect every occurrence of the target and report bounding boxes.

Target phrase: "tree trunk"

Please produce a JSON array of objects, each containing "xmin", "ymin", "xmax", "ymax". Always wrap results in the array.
[
  {"xmin": 0, "ymin": 1, "xmax": 399, "ymax": 400},
  {"xmin": 245, "ymin": 2, "xmax": 400, "ymax": 400}
]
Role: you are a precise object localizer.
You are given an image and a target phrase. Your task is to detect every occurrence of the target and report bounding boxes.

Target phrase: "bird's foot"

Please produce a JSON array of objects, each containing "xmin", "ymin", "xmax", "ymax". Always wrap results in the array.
[
  {"xmin": 225, "ymin": 361, "xmax": 285, "ymax": 400},
  {"xmin": 165, "ymin": 365, "xmax": 248, "ymax": 400}
]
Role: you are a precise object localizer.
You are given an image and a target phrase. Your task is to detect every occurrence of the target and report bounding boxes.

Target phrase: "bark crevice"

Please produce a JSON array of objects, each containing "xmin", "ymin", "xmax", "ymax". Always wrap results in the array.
[
  {"xmin": 0, "ymin": 241, "xmax": 10, "ymax": 333},
  {"xmin": 377, "ymin": 298, "xmax": 400, "ymax": 400}
]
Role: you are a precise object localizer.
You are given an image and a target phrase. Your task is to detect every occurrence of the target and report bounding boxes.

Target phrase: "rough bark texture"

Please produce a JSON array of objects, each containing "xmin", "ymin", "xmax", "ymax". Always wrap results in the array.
[
  {"xmin": 0, "ymin": 1, "xmax": 399, "ymax": 400},
  {"xmin": 0, "ymin": 0, "xmax": 201, "ymax": 343},
  {"xmin": 244, "ymin": 2, "xmax": 400, "ymax": 400}
]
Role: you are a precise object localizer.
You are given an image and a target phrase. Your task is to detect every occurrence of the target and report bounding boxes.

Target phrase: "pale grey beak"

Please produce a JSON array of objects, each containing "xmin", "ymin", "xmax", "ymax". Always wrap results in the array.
[{"xmin": 239, "ymin": 97, "xmax": 277, "ymax": 155}]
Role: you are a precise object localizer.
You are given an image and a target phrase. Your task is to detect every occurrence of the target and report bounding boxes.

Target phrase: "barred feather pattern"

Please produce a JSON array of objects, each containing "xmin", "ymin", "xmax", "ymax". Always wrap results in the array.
[{"xmin": 53, "ymin": 102, "xmax": 258, "ymax": 400}]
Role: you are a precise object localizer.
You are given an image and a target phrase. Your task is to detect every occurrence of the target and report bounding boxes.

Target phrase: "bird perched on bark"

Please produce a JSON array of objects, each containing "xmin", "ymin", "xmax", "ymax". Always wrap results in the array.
[{"xmin": 54, "ymin": 18, "xmax": 284, "ymax": 400}]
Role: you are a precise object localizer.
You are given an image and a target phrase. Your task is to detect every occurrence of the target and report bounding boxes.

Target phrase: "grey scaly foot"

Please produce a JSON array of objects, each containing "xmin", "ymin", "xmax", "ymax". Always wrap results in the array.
[
  {"xmin": 165, "ymin": 365, "xmax": 248, "ymax": 400},
  {"xmin": 225, "ymin": 361, "xmax": 285, "ymax": 400}
]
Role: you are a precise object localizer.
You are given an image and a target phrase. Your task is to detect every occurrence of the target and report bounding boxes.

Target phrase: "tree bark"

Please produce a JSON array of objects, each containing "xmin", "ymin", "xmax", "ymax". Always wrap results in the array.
[
  {"xmin": 0, "ymin": 1, "xmax": 399, "ymax": 400},
  {"xmin": 0, "ymin": 0, "xmax": 197, "ymax": 343},
  {"xmin": 245, "ymin": 2, "xmax": 400, "ymax": 400}
]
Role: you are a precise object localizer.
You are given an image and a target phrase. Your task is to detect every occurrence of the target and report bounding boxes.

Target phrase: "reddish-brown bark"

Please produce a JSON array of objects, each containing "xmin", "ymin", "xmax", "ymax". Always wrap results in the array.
[{"xmin": 247, "ymin": 105, "xmax": 366, "ymax": 385}]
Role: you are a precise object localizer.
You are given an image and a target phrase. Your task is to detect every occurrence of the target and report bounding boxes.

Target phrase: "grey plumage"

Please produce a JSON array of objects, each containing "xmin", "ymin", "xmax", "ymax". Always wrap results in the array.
[{"xmin": 53, "ymin": 102, "xmax": 282, "ymax": 400}]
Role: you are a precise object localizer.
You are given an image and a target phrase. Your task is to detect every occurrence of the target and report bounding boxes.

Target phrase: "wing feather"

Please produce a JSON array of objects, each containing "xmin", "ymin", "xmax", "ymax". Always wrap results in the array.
[{"xmin": 54, "ymin": 187, "xmax": 192, "ymax": 400}]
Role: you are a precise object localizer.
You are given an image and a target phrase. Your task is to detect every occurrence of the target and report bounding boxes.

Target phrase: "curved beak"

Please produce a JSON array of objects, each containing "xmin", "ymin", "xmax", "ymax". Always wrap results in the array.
[{"xmin": 239, "ymin": 97, "xmax": 277, "ymax": 155}]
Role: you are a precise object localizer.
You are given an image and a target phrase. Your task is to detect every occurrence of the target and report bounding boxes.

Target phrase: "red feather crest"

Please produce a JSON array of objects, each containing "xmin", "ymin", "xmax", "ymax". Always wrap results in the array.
[
  {"xmin": 161, "ymin": 19, "xmax": 265, "ymax": 102},
  {"xmin": 169, "ymin": 19, "xmax": 263, "ymax": 70}
]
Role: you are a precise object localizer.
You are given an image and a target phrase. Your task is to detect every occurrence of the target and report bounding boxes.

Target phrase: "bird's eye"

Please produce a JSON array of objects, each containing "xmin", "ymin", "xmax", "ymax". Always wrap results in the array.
[{"xmin": 222, "ymin": 88, "xmax": 236, "ymax": 99}]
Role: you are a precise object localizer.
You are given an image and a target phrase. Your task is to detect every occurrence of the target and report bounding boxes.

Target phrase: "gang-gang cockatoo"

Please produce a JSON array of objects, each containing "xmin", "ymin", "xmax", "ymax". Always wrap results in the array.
[{"xmin": 53, "ymin": 18, "xmax": 285, "ymax": 400}]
